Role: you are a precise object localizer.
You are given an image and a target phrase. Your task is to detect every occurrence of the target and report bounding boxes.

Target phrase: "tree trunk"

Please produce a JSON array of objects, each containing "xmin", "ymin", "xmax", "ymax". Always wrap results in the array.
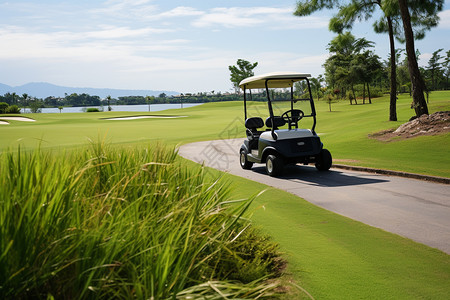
[
  {"xmin": 363, "ymin": 83, "xmax": 366, "ymax": 104},
  {"xmin": 351, "ymin": 84, "xmax": 357, "ymax": 104},
  {"xmin": 387, "ymin": 16, "xmax": 397, "ymax": 121},
  {"xmin": 398, "ymin": 0, "xmax": 429, "ymax": 117},
  {"xmin": 368, "ymin": 83, "xmax": 372, "ymax": 104}
]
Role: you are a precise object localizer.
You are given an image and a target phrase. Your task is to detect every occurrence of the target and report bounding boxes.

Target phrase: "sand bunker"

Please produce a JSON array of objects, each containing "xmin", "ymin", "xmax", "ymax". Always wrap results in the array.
[
  {"xmin": 0, "ymin": 116, "xmax": 36, "ymax": 122},
  {"xmin": 106, "ymin": 115, "xmax": 187, "ymax": 120},
  {"xmin": 0, "ymin": 120, "xmax": 9, "ymax": 125}
]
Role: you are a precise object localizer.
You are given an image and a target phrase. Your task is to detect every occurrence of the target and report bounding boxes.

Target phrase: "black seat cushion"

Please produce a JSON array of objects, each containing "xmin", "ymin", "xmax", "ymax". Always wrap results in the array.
[
  {"xmin": 265, "ymin": 116, "xmax": 286, "ymax": 128},
  {"xmin": 245, "ymin": 117, "xmax": 264, "ymax": 129}
]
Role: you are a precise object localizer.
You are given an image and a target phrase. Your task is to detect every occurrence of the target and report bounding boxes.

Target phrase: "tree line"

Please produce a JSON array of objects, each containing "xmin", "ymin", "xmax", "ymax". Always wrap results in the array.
[
  {"xmin": 0, "ymin": 92, "xmax": 245, "ymax": 114},
  {"xmin": 228, "ymin": 0, "xmax": 446, "ymax": 121}
]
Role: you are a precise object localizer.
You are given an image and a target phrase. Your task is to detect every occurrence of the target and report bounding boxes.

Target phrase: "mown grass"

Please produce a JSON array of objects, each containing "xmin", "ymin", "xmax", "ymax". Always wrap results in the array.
[
  {"xmin": 1, "ymin": 91, "xmax": 449, "ymax": 177},
  {"xmin": 0, "ymin": 142, "xmax": 284, "ymax": 299}
]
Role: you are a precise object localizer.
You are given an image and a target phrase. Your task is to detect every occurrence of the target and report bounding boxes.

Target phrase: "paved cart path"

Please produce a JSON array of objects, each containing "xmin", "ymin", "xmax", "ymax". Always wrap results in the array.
[{"xmin": 179, "ymin": 138, "xmax": 450, "ymax": 254}]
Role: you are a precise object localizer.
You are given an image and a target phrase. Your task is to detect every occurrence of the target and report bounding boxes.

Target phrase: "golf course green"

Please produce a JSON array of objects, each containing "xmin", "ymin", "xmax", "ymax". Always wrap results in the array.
[{"xmin": 1, "ymin": 92, "xmax": 449, "ymax": 299}]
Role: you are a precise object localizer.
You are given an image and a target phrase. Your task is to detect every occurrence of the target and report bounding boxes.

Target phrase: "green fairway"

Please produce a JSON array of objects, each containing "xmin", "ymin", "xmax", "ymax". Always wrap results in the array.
[
  {"xmin": 0, "ymin": 102, "xmax": 243, "ymax": 151},
  {"xmin": 1, "ymin": 91, "xmax": 449, "ymax": 177},
  {"xmin": 1, "ymin": 92, "xmax": 449, "ymax": 298}
]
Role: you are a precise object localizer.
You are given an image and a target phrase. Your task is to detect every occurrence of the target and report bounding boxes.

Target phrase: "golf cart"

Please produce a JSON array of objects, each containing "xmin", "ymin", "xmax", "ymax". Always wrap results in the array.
[{"xmin": 239, "ymin": 72, "xmax": 332, "ymax": 176}]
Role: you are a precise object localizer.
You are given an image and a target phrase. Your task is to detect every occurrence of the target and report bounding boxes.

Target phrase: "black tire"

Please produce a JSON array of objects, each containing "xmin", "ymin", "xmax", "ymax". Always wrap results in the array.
[
  {"xmin": 266, "ymin": 154, "xmax": 283, "ymax": 177},
  {"xmin": 315, "ymin": 149, "xmax": 332, "ymax": 171},
  {"xmin": 240, "ymin": 150, "xmax": 253, "ymax": 170}
]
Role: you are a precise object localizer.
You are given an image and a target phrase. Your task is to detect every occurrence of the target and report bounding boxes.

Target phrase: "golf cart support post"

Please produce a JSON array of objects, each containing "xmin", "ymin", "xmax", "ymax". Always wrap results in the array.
[{"xmin": 238, "ymin": 72, "xmax": 332, "ymax": 176}]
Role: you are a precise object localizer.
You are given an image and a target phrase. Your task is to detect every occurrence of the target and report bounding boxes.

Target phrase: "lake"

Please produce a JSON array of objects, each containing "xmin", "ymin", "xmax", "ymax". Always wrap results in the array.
[{"xmin": 29, "ymin": 103, "xmax": 203, "ymax": 114}]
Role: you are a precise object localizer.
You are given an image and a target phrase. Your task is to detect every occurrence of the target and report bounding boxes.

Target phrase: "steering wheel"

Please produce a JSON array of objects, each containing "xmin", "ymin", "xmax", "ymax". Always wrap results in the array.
[{"xmin": 281, "ymin": 109, "xmax": 304, "ymax": 129}]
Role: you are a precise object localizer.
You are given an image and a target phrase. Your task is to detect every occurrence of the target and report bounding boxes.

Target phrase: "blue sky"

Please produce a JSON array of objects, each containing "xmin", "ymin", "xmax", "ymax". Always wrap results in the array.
[{"xmin": 1, "ymin": 0, "xmax": 449, "ymax": 94}]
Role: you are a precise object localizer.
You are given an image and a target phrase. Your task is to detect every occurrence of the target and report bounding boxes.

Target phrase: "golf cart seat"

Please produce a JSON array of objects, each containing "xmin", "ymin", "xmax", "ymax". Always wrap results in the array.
[
  {"xmin": 265, "ymin": 116, "xmax": 286, "ymax": 130},
  {"xmin": 245, "ymin": 117, "xmax": 264, "ymax": 140}
]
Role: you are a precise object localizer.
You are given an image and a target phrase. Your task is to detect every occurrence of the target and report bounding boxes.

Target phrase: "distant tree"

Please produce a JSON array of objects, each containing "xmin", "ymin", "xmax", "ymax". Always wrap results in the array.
[
  {"xmin": 228, "ymin": 59, "xmax": 258, "ymax": 94},
  {"xmin": 145, "ymin": 96, "xmax": 155, "ymax": 111},
  {"xmin": 65, "ymin": 93, "xmax": 101, "ymax": 107},
  {"xmin": 310, "ymin": 75, "xmax": 324, "ymax": 101},
  {"xmin": 426, "ymin": 48, "xmax": 444, "ymax": 90},
  {"xmin": 29, "ymin": 99, "xmax": 43, "ymax": 113},
  {"xmin": 324, "ymin": 32, "xmax": 375, "ymax": 104},
  {"xmin": 22, "ymin": 93, "xmax": 28, "ymax": 112},
  {"xmin": 0, "ymin": 102, "xmax": 8, "ymax": 114},
  {"xmin": 351, "ymin": 50, "xmax": 382, "ymax": 103},
  {"xmin": 12, "ymin": 92, "xmax": 17, "ymax": 105},
  {"xmin": 396, "ymin": 53, "xmax": 411, "ymax": 94},
  {"xmin": 106, "ymin": 95, "xmax": 112, "ymax": 111},
  {"xmin": 444, "ymin": 50, "xmax": 450, "ymax": 90},
  {"xmin": 158, "ymin": 93, "xmax": 167, "ymax": 99},
  {"xmin": 58, "ymin": 106, "xmax": 63, "ymax": 113}
]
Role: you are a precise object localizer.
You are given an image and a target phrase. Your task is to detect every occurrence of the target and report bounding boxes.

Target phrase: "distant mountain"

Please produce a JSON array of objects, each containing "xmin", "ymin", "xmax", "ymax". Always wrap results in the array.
[{"xmin": 0, "ymin": 82, "xmax": 179, "ymax": 99}]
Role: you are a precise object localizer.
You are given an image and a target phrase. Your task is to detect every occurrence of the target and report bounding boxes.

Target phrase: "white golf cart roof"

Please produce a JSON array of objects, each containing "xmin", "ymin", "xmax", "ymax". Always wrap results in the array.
[{"xmin": 239, "ymin": 72, "xmax": 311, "ymax": 90}]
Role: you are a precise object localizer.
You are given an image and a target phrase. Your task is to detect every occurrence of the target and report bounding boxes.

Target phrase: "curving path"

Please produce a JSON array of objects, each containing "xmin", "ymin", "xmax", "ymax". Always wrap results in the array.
[{"xmin": 179, "ymin": 138, "xmax": 450, "ymax": 254}]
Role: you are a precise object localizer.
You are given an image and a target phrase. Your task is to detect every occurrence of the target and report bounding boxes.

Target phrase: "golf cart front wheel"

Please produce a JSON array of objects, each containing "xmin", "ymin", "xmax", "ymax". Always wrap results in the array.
[
  {"xmin": 240, "ymin": 150, "xmax": 253, "ymax": 170},
  {"xmin": 266, "ymin": 154, "xmax": 283, "ymax": 177},
  {"xmin": 315, "ymin": 149, "xmax": 332, "ymax": 171}
]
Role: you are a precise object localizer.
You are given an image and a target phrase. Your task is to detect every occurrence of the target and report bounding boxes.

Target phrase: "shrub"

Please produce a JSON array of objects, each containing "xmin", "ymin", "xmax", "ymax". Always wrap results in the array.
[
  {"xmin": 0, "ymin": 102, "xmax": 8, "ymax": 114},
  {"xmin": 0, "ymin": 142, "xmax": 283, "ymax": 299},
  {"xmin": 6, "ymin": 105, "xmax": 20, "ymax": 114},
  {"xmin": 29, "ymin": 100, "xmax": 43, "ymax": 113},
  {"xmin": 86, "ymin": 107, "xmax": 100, "ymax": 112}
]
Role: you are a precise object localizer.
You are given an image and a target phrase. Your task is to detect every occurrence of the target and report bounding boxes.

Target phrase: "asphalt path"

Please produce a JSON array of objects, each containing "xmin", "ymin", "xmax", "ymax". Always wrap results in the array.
[{"xmin": 179, "ymin": 138, "xmax": 450, "ymax": 254}]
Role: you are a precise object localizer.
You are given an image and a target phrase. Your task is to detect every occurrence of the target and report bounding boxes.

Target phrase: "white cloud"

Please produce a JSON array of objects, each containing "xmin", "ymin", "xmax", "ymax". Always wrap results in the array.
[
  {"xmin": 90, "ymin": 0, "xmax": 157, "ymax": 19},
  {"xmin": 0, "ymin": 26, "xmax": 188, "ymax": 61},
  {"xmin": 192, "ymin": 7, "xmax": 285, "ymax": 28},
  {"xmin": 254, "ymin": 52, "xmax": 329, "ymax": 77},
  {"xmin": 84, "ymin": 26, "xmax": 172, "ymax": 39},
  {"xmin": 438, "ymin": 10, "xmax": 450, "ymax": 29},
  {"xmin": 191, "ymin": 6, "xmax": 328, "ymax": 29},
  {"xmin": 157, "ymin": 6, "xmax": 204, "ymax": 18}
]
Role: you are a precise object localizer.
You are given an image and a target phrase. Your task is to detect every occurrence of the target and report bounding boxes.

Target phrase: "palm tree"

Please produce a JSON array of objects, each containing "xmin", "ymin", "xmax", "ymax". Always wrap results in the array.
[
  {"xmin": 324, "ymin": 32, "xmax": 375, "ymax": 104},
  {"xmin": 22, "ymin": 93, "xmax": 28, "ymax": 113},
  {"xmin": 106, "ymin": 95, "xmax": 112, "ymax": 111}
]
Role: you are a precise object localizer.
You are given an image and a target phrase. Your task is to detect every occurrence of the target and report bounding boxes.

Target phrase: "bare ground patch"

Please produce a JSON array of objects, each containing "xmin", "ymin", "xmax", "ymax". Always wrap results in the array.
[{"xmin": 369, "ymin": 111, "xmax": 450, "ymax": 142}]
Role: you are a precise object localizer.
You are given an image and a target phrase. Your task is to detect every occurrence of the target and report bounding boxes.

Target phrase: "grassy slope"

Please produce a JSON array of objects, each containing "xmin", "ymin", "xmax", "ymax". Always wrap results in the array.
[{"xmin": 1, "ymin": 92, "xmax": 450, "ymax": 298}]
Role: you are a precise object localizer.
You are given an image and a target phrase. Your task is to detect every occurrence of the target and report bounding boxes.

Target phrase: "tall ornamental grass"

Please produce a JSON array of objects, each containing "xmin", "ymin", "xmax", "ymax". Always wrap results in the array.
[{"xmin": 0, "ymin": 142, "xmax": 283, "ymax": 299}]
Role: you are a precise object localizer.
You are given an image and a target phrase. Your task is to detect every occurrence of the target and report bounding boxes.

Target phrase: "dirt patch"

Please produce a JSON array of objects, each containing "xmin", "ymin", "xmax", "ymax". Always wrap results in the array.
[{"xmin": 369, "ymin": 111, "xmax": 450, "ymax": 142}]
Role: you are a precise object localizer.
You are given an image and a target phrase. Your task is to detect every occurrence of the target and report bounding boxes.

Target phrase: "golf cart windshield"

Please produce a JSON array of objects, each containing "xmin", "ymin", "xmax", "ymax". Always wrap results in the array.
[{"xmin": 239, "ymin": 72, "xmax": 316, "ymax": 133}]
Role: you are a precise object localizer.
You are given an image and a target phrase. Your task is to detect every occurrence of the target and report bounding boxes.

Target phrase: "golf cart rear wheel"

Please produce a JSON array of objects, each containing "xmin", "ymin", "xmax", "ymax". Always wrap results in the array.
[
  {"xmin": 266, "ymin": 154, "xmax": 283, "ymax": 177},
  {"xmin": 240, "ymin": 150, "xmax": 253, "ymax": 170},
  {"xmin": 315, "ymin": 149, "xmax": 332, "ymax": 171}
]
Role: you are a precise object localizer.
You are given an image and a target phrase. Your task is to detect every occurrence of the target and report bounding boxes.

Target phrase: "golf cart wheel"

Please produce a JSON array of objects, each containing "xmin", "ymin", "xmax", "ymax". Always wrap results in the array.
[
  {"xmin": 240, "ymin": 150, "xmax": 253, "ymax": 170},
  {"xmin": 315, "ymin": 149, "xmax": 332, "ymax": 171},
  {"xmin": 266, "ymin": 154, "xmax": 283, "ymax": 177}
]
